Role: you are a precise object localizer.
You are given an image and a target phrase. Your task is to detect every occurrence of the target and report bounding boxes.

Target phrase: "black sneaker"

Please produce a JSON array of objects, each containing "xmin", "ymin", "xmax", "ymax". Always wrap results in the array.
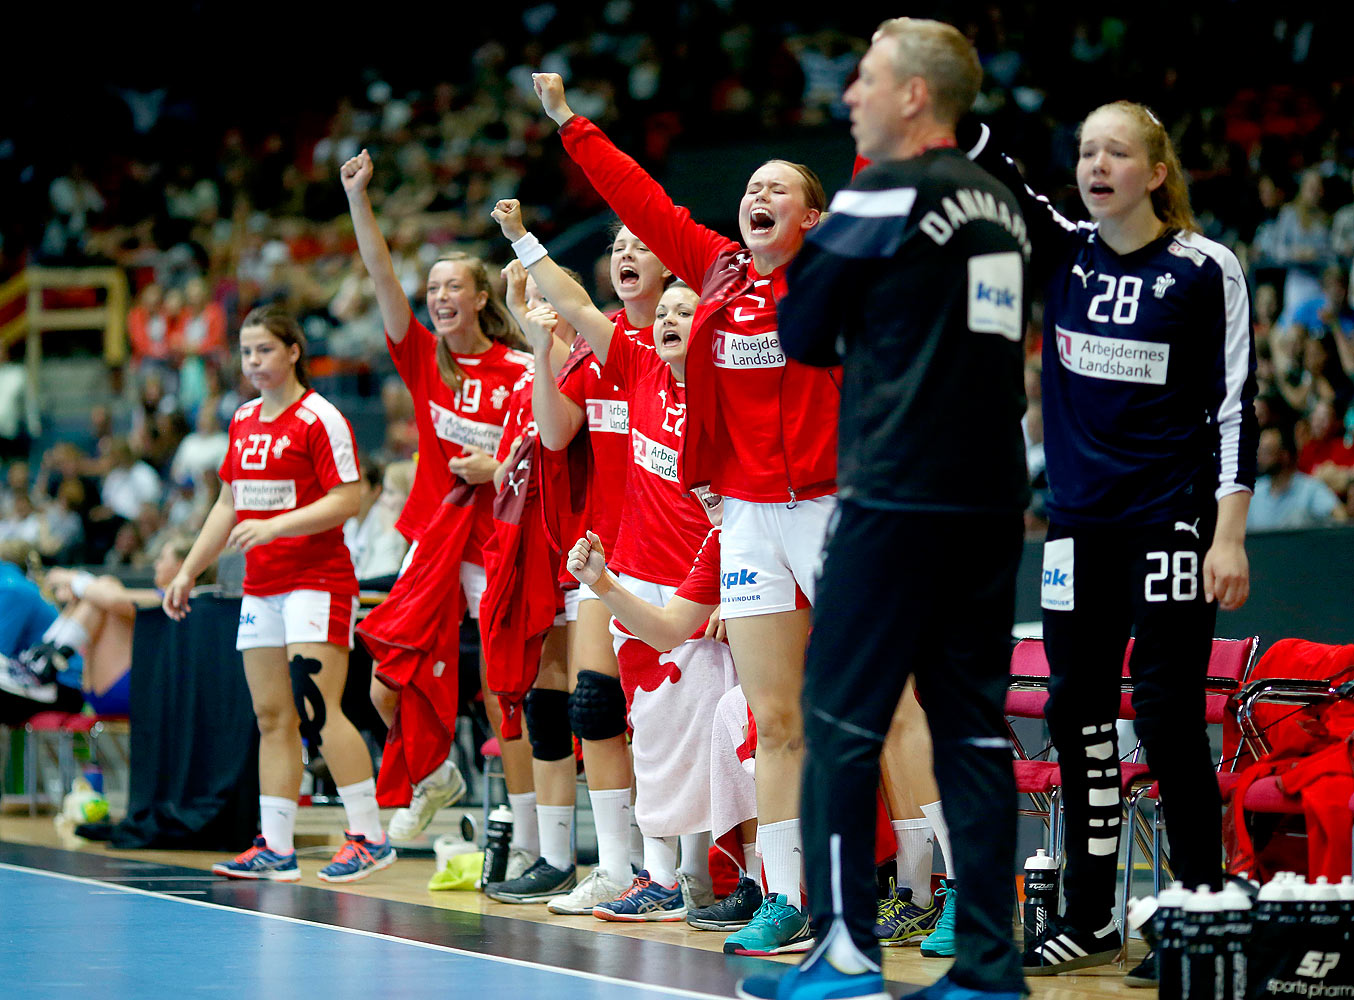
[
  {"xmin": 484, "ymin": 857, "xmax": 577, "ymax": 903},
  {"xmin": 1124, "ymin": 949, "xmax": 1158, "ymax": 988},
  {"xmin": 1024, "ymin": 917, "xmax": 1121, "ymax": 976},
  {"xmin": 686, "ymin": 875, "xmax": 763, "ymax": 930}
]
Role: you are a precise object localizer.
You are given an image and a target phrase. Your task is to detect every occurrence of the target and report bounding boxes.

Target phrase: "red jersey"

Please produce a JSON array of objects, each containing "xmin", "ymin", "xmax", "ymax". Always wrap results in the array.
[
  {"xmin": 559, "ymin": 115, "xmax": 840, "ymax": 504},
  {"xmin": 674, "ymin": 528, "xmax": 721, "ymax": 606},
  {"xmin": 557, "ymin": 316, "xmax": 646, "ymax": 552},
  {"xmin": 220, "ymin": 390, "xmax": 360, "ymax": 598},
  {"xmin": 602, "ymin": 331, "xmax": 709, "ymax": 586},
  {"xmin": 496, "ymin": 371, "xmax": 537, "ymax": 462},
  {"xmin": 387, "ymin": 318, "xmax": 532, "ymax": 556}
]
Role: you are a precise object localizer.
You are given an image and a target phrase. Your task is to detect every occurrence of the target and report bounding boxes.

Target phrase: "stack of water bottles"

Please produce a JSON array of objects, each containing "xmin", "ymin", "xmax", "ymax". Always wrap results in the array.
[{"xmin": 1127, "ymin": 873, "xmax": 1354, "ymax": 1000}]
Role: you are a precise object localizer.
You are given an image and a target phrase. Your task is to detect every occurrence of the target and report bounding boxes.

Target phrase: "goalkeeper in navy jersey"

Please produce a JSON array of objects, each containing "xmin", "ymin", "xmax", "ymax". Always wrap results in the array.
[{"xmin": 977, "ymin": 103, "xmax": 1257, "ymax": 980}]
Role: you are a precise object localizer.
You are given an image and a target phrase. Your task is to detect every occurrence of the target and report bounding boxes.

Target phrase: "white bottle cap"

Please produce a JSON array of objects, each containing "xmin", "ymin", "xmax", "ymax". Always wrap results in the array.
[
  {"xmin": 1158, "ymin": 882, "xmax": 1191, "ymax": 907},
  {"xmin": 1305, "ymin": 877, "xmax": 1340, "ymax": 902},
  {"xmin": 1183, "ymin": 887, "xmax": 1226, "ymax": 912},
  {"xmin": 1024, "ymin": 848, "xmax": 1058, "ymax": 870},
  {"xmin": 1127, "ymin": 896, "xmax": 1160, "ymax": 931},
  {"xmin": 1216, "ymin": 883, "xmax": 1253, "ymax": 911},
  {"xmin": 1336, "ymin": 876, "xmax": 1354, "ymax": 902}
]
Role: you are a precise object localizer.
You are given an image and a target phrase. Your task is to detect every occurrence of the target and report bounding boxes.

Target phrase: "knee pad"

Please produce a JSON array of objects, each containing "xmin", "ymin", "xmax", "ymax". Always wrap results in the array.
[
  {"xmin": 290, "ymin": 654, "xmax": 327, "ymax": 748},
  {"xmin": 568, "ymin": 669, "xmax": 627, "ymax": 742},
  {"xmin": 524, "ymin": 688, "xmax": 573, "ymax": 762}
]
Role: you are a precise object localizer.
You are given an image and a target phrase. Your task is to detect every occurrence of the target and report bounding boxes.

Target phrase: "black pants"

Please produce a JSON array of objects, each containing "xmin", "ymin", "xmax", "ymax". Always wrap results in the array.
[
  {"xmin": 802, "ymin": 502, "xmax": 1025, "ymax": 993},
  {"xmin": 1041, "ymin": 513, "xmax": 1222, "ymax": 930}
]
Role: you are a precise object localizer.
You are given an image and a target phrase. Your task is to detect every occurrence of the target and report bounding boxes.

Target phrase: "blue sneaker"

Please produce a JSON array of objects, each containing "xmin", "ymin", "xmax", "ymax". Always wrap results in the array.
[
  {"xmin": 724, "ymin": 894, "xmax": 815, "ymax": 956},
  {"xmin": 904, "ymin": 973, "xmax": 1024, "ymax": 1000},
  {"xmin": 919, "ymin": 880, "xmax": 957, "ymax": 957},
  {"xmin": 213, "ymin": 836, "xmax": 301, "ymax": 882},
  {"xmin": 317, "ymin": 831, "xmax": 397, "ymax": 883},
  {"xmin": 736, "ymin": 917, "xmax": 889, "ymax": 999},
  {"xmin": 592, "ymin": 870, "xmax": 687, "ymax": 921}
]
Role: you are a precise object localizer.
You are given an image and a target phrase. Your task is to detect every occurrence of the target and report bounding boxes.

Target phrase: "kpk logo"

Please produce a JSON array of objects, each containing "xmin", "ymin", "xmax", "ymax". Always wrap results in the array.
[
  {"xmin": 722, "ymin": 568, "xmax": 759, "ymax": 588},
  {"xmin": 976, "ymin": 283, "xmax": 1016, "ymax": 308}
]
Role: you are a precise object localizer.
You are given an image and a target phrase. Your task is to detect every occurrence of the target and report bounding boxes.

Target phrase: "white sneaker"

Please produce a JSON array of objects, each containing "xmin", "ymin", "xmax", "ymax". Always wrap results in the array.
[
  {"xmin": 386, "ymin": 760, "xmax": 467, "ymax": 842},
  {"xmin": 547, "ymin": 867, "xmax": 631, "ymax": 914},
  {"xmin": 678, "ymin": 871, "xmax": 719, "ymax": 909},
  {"xmin": 505, "ymin": 848, "xmax": 533, "ymax": 881}
]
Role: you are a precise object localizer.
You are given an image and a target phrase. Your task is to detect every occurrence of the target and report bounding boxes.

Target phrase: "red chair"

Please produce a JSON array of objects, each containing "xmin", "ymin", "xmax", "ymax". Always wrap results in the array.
[
  {"xmin": 1216, "ymin": 639, "xmax": 1354, "ymax": 880},
  {"xmin": 18, "ymin": 712, "xmax": 130, "ymax": 815},
  {"xmin": 1006, "ymin": 638, "xmax": 1154, "ymax": 866},
  {"xmin": 1121, "ymin": 636, "xmax": 1260, "ymax": 927}
]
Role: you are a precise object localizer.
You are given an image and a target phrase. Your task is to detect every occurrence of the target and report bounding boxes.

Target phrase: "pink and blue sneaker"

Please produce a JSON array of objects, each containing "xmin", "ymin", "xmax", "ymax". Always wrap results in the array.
[
  {"xmin": 592, "ymin": 870, "xmax": 688, "ymax": 921},
  {"xmin": 318, "ymin": 831, "xmax": 397, "ymax": 883},
  {"xmin": 213, "ymin": 837, "xmax": 301, "ymax": 882}
]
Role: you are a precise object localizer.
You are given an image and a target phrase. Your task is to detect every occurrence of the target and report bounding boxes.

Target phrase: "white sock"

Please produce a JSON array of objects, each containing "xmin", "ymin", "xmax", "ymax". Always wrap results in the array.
[
  {"xmin": 417, "ymin": 755, "xmax": 453, "ymax": 789},
  {"xmin": 892, "ymin": 818, "xmax": 934, "ymax": 904},
  {"xmin": 629, "ymin": 804, "xmax": 644, "ymax": 869},
  {"xmin": 508, "ymin": 792, "xmax": 538, "ymax": 854},
  {"xmin": 920, "ymin": 800, "xmax": 956, "ymax": 878},
  {"xmin": 643, "ymin": 835, "xmax": 679, "ymax": 887},
  {"xmin": 588, "ymin": 787, "xmax": 632, "ymax": 884},
  {"xmin": 42, "ymin": 615, "xmax": 89, "ymax": 652},
  {"xmin": 537, "ymin": 804, "xmax": 574, "ymax": 871},
  {"xmin": 337, "ymin": 778, "xmax": 383, "ymax": 841},
  {"xmin": 758, "ymin": 817, "xmax": 803, "ymax": 909},
  {"xmin": 742, "ymin": 841, "xmax": 762, "ymax": 886},
  {"xmin": 259, "ymin": 795, "xmax": 297, "ymax": 854},
  {"xmin": 677, "ymin": 831, "xmax": 713, "ymax": 891}
]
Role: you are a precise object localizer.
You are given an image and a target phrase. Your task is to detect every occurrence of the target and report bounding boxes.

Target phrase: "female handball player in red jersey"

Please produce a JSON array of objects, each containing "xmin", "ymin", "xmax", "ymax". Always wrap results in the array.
[
  {"xmin": 494, "ymin": 198, "xmax": 733, "ymax": 924},
  {"xmin": 164, "ymin": 306, "xmax": 392, "ymax": 883},
  {"xmin": 532, "ymin": 72, "xmax": 831, "ymax": 953},
  {"xmin": 341, "ymin": 150, "xmax": 537, "ymax": 864}
]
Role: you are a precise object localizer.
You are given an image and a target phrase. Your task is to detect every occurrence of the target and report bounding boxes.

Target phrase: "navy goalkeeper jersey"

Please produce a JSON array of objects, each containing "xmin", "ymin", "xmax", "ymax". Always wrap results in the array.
[{"xmin": 976, "ymin": 138, "xmax": 1258, "ymax": 526}]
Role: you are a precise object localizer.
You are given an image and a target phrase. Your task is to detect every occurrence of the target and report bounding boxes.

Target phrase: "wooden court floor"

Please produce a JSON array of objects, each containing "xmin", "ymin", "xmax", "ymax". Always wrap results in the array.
[{"xmin": 0, "ymin": 803, "xmax": 1148, "ymax": 1000}]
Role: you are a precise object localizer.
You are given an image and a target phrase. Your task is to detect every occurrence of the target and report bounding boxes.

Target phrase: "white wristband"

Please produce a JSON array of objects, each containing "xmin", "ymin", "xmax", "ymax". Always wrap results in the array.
[
  {"xmin": 511, "ymin": 232, "xmax": 549, "ymax": 267},
  {"xmin": 70, "ymin": 571, "xmax": 96, "ymax": 598}
]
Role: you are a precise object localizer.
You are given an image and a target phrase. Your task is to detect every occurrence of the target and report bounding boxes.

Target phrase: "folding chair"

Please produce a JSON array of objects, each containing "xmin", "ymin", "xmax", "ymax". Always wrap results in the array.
[
  {"xmin": 1006, "ymin": 638, "xmax": 1153, "ymax": 867},
  {"xmin": 1120, "ymin": 636, "xmax": 1260, "ymax": 930}
]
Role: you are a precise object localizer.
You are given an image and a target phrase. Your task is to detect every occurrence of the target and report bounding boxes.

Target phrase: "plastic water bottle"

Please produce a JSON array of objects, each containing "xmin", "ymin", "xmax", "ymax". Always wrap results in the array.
[
  {"xmin": 1181, "ymin": 887, "xmax": 1223, "ymax": 1000},
  {"xmin": 1304, "ymin": 877, "xmax": 1343, "ymax": 960},
  {"xmin": 1336, "ymin": 876, "xmax": 1354, "ymax": 943},
  {"xmin": 1022, "ymin": 848, "xmax": 1059, "ymax": 951},
  {"xmin": 1215, "ymin": 881, "xmax": 1252, "ymax": 1000},
  {"xmin": 480, "ymin": 805, "xmax": 514, "ymax": 887},
  {"xmin": 1155, "ymin": 881, "xmax": 1191, "ymax": 1000}
]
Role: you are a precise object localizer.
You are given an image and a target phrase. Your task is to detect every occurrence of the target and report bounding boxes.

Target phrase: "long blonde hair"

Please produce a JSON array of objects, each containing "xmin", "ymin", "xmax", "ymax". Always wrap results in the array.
[
  {"xmin": 1080, "ymin": 101, "xmax": 1199, "ymax": 234},
  {"xmin": 431, "ymin": 252, "xmax": 524, "ymax": 393}
]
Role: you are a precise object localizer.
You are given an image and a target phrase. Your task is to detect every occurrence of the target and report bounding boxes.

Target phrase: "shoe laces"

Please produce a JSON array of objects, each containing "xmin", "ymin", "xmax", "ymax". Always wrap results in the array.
[
  {"xmin": 617, "ymin": 874, "xmax": 655, "ymax": 899},
  {"xmin": 234, "ymin": 837, "xmax": 270, "ymax": 863},
  {"xmin": 934, "ymin": 881, "xmax": 957, "ymax": 932},
  {"xmin": 330, "ymin": 834, "xmax": 374, "ymax": 867}
]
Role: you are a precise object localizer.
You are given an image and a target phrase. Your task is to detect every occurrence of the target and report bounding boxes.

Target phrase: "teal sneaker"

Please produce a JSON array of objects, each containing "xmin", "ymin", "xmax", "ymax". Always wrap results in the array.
[
  {"xmin": 919, "ymin": 879, "xmax": 957, "ymax": 957},
  {"xmin": 723, "ymin": 893, "xmax": 815, "ymax": 956},
  {"xmin": 736, "ymin": 914, "xmax": 888, "ymax": 999}
]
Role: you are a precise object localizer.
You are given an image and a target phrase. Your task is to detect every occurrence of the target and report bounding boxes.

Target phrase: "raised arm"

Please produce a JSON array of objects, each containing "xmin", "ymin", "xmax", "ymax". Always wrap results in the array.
[
  {"xmin": 493, "ymin": 199, "xmax": 617, "ymax": 362},
  {"xmin": 500, "ymin": 260, "xmax": 583, "ymax": 451},
  {"xmin": 533, "ymin": 73, "xmax": 734, "ymax": 291},
  {"xmin": 566, "ymin": 532, "xmax": 713, "ymax": 652},
  {"xmin": 341, "ymin": 149, "xmax": 415, "ymax": 343}
]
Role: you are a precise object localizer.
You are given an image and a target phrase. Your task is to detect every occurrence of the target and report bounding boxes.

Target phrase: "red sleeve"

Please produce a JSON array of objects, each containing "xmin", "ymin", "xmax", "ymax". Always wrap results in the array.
[
  {"xmin": 558, "ymin": 116, "xmax": 739, "ymax": 292},
  {"xmin": 674, "ymin": 528, "xmax": 721, "ymax": 606},
  {"xmin": 218, "ymin": 420, "xmax": 237, "ymax": 484},
  {"xmin": 306, "ymin": 404, "xmax": 360, "ymax": 492},
  {"xmin": 386, "ymin": 316, "xmax": 435, "ymax": 384},
  {"xmin": 599, "ymin": 327, "xmax": 639, "ymax": 392},
  {"xmin": 559, "ymin": 358, "xmax": 589, "ymax": 407}
]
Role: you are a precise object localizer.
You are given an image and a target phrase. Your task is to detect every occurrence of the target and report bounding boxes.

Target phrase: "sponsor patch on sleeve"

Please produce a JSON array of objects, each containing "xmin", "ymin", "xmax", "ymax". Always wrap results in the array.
[
  {"xmin": 1040, "ymin": 536, "xmax": 1074, "ymax": 611},
  {"xmin": 967, "ymin": 251, "xmax": 1023, "ymax": 341}
]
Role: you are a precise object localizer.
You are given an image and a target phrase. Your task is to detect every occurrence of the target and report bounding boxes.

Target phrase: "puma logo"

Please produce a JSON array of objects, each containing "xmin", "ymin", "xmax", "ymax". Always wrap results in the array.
[{"xmin": 1174, "ymin": 519, "xmax": 1200, "ymax": 538}]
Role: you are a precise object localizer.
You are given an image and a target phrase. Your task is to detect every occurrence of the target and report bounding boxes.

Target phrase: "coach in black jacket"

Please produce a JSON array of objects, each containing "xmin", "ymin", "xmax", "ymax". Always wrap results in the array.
[{"xmin": 739, "ymin": 18, "xmax": 1031, "ymax": 1000}]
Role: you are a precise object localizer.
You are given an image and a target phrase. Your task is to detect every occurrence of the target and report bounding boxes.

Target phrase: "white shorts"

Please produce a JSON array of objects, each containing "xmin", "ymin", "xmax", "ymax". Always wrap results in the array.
[
  {"xmin": 461, "ymin": 562, "xmax": 487, "ymax": 620},
  {"xmin": 610, "ymin": 573, "xmax": 678, "ymax": 651},
  {"xmin": 237, "ymin": 590, "xmax": 359, "ymax": 651},
  {"xmin": 719, "ymin": 495, "xmax": 837, "ymax": 619}
]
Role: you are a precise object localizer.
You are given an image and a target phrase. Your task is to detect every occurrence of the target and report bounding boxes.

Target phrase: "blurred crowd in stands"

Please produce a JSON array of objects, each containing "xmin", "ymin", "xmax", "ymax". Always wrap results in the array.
[{"xmin": 1, "ymin": 3, "xmax": 1352, "ymax": 567}]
